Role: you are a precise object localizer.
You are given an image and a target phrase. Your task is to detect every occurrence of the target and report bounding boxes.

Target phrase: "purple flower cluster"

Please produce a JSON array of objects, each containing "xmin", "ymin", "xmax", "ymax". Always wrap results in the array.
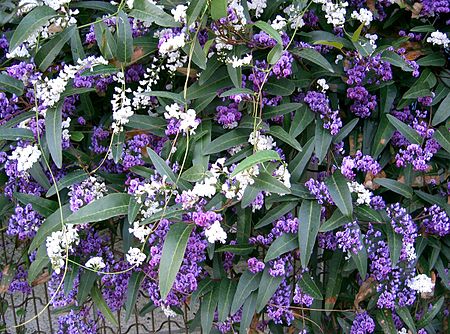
[
  {"xmin": 341, "ymin": 150, "xmax": 381, "ymax": 180},
  {"xmin": 293, "ymin": 285, "xmax": 314, "ymax": 307},
  {"xmin": 304, "ymin": 91, "xmax": 342, "ymax": 135},
  {"xmin": 350, "ymin": 312, "xmax": 375, "ymax": 334},
  {"xmin": 423, "ymin": 204, "xmax": 449, "ymax": 236},
  {"xmin": 247, "ymin": 257, "xmax": 265, "ymax": 273},
  {"xmin": 57, "ymin": 308, "xmax": 97, "ymax": 334},
  {"xmin": 216, "ymin": 101, "xmax": 242, "ymax": 129},
  {"xmin": 305, "ymin": 178, "xmax": 333, "ymax": 205},
  {"xmin": 7, "ymin": 204, "xmax": 42, "ymax": 240},
  {"xmin": 335, "ymin": 221, "xmax": 363, "ymax": 254},
  {"xmin": 267, "ymin": 279, "xmax": 294, "ymax": 325},
  {"xmin": 346, "ymin": 86, "xmax": 377, "ymax": 118}
]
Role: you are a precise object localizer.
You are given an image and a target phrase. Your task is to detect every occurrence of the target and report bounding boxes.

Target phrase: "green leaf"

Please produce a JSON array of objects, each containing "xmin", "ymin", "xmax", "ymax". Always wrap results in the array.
[
  {"xmin": 324, "ymin": 251, "xmax": 343, "ymax": 314},
  {"xmin": 298, "ymin": 200, "xmax": 322, "ymax": 268},
  {"xmin": 264, "ymin": 233, "xmax": 297, "ymax": 262},
  {"xmin": 380, "ymin": 85, "xmax": 397, "ymax": 114},
  {"xmin": 371, "ymin": 115, "xmax": 395, "ymax": 157},
  {"xmin": 230, "ymin": 270, "xmax": 262, "ymax": 315},
  {"xmin": 319, "ymin": 210, "xmax": 350, "ymax": 232},
  {"xmin": 386, "ymin": 114, "xmax": 422, "ymax": 145},
  {"xmin": 253, "ymin": 171, "xmax": 291, "ymax": 195},
  {"xmin": 35, "ymin": 26, "xmax": 75, "ymax": 71},
  {"xmin": 218, "ymin": 279, "xmax": 236, "ymax": 322},
  {"xmin": 239, "ymin": 292, "xmax": 257, "ymax": 334},
  {"xmin": 256, "ymin": 202, "xmax": 297, "ymax": 229},
  {"xmin": 70, "ymin": 1, "xmax": 116, "ymax": 13},
  {"xmin": 187, "ymin": 67, "xmax": 232, "ymax": 99},
  {"xmin": 396, "ymin": 307, "xmax": 417, "ymax": 334},
  {"xmin": 111, "ymin": 130, "xmax": 125, "ymax": 163},
  {"xmin": 374, "ymin": 178, "xmax": 413, "ymax": 198},
  {"xmin": 201, "ymin": 289, "xmax": 218, "ymax": 333},
  {"xmin": 326, "ymin": 171, "xmax": 353, "ymax": 217},
  {"xmin": 0, "ymin": 128, "xmax": 34, "ymax": 140},
  {"xmin": 219, "ymin": 87, "xmax": 254, "ymax": 98},
  {"xmin": 256, "ymin": 267, "xmax": 283, "ymax": 312},
  {"xmin": 265, "ymin": 78, "xmax": 295, "ymax": 96},
  {"xmin": 434, "ymin": 126, "xmax": 450, "ymax": 154},
  {"xmin": 210, "ymin": 0, "xmax": 227, "ymax": 20},
  {"xmin": 64, "ymin": 262, "xmax": 79, "ymax": 296},
  {"xmin": 187, "ymin": 0, "xmax": 207, "ymax": 28},
  {"xmin": 0, "ymin": 111, "xmax": 34, "ymax": 129},
  {"xmin": 294, "ymin": 48, "xmax": 335, "ymax": 73},
  {"xmin": 29, "ymin": 205, "xmax": 71, "ymax": 253},
  {"xmin": 417, "ymin": 53, "xmax": 446, "ymax": 67},
  {"xmin": 80, "ymin": 65, "xmax": 118, "ymax": 76},
  {"xmin": 264, "ymin": 103, "xmax": 303, "ymax": 120},
  {"xmin": 253, "ymin": 21, "xmax": 282, "ymax": 45},
  {"xmin": 267, "ymin": 43, "xmax": 283, "ymax": 64},
  {"xmin": 66, "ymin": 193, "xmax": 131, "ymax": 224},
  {"xmin": 125, "ymin": 114, "xmax": 166, "ymax": 137},
  {"xmin": 432, "ymin": 93, "xmax": 450, "ymax": 126},
  {"xmin": 77, "ymin": 270, "xmax": 97, "ymax": 304},
  {"xmin": 159, "ymin": 223, "xmax": 194, "ymax": 299},
  {"xmin": 290, "ymin": 137, "xmax": 314, "ymax": 182},
  {"xmin": 351, "ymin": 22, "xmax": 365, "ymax": 42},
  {"xmin": 354, "ymin": 206, "xmax": 384, "ymax": 223},
  {"xmin": 46, "ymin": 170, "xmax": 88, "ymax": 197},
  {"xmin": 298, "ymin": 273, "xmax": 323, "ymax": 300},
  {"xmin": 9, "ymin": 6, "xmax": 56, "ymax": 52},
  {"xmin": 289, "ymin": 105, "xmax": 314, "ymax": 137},
  {"xmin": 130, "ymin": 0, "xmax": 178, "ymax": 27},
  {"xmin": 204, "ymin": 129, "xmax": 250, "ymax": 154},
  {"xmin": 199, "ymin": 55, "xmax": 222, "ymax": 85},
  {"xmin": 236, "ymin": 207, "xmax": 252, "ymax": 244},
  {"xmin": 241, "ymin": 185, "xmax": 260, "ymax": 209},
  {"xmin": 350, "ymin": 232, "xmax": 367, "ymax": 279},
  {"xmin": 139, "ymin": 205, "xmax": 183, "ymax": 225},
  {"xmin": 116, "ymin": 10, "xmax": 133, "ymax": 63},
  {"xmin": 268, "ymin": 126, "xmax": 302, "ymax": 151},
  {"xmin": 94, "ymin": 21, "xmax": 116, "ymax": 60},
  {"xmin": 14, "ymin": 193, "xmax": 58, "ymax": 217},
  {"xmin": 92, "ymin": 285, "xmax": 118, "ymax": 327},
  {"xmin": 314, "ymin": 119, "xmax": 332, "ymax": 164},
  {"xmin": 27, "ymin": 244, "xmax": 48, "ymax": 284},
  {"xmin": 417, "ymin": 296, "xmax": 444, "ymax": 328},
  {"xmin": 146, "ymin": 147, "xmax": 188, "ymax": 190},
  {"xmin": 125, "ymin": 271, "xmax": 144, "ymax": 321},
  {"xmin": 333, "ymin": 119, "xmax": 359, "ymax": 144},
  {"xmin": 402, "ymin": 83, "xmax": 432, "ymax": 100},
  {"xmin": 29, "ymin": 163, "xmax": 51, "ymax": 190},
  {"xmin": 231, "ymin": 150, "xmax": 279, "ymax": 177},
  {"xmin": 188, "ymin": 37, "xmax": 207, "ymax": 70},
  {"xmin": 0, "ymin": 73, "xmax": 24, "ymax": 96},
  {"xmin": 45, "ymin": 101, "xmax": 63, "ymax": 168},
  {"xmin": 376, "ymin": 310, "xmax": 397, "ymax": 334},
  {"xmin": 215, "ymin": 244, "xmax": 254, "ymax": 255},
  {"xmin": 181, "ymin": 165, "xmax": 206, "ymax": 182},
  {"xmin": 381, "ymin": 51, "xmax": 414, "ymax": 72},
  {"xmin": 386, "ymin": 224, "xmax": 402, "ymax": 266},
  {"xmin": 410, "ymin": 25, "xmax": 435, "ymax": 32}
]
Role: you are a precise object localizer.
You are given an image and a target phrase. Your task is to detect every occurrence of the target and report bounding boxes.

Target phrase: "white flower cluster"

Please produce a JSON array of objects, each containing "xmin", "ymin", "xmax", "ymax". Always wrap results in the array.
[
  {"xmin": 248, "ymin": 130, "xmax": 276, "ymax": 151},
  {"xmin": 351, "ymin": 8, "xmax": 373, "ymax": 26},
  {"xmin": 191, "ymin": 158, "xmax": 226, "ymax": 199},
  {"xmin": 85, "ymin": 256, "xmax": 106, "ymax": 270},
  {"xmin": 271, "ymin": 15, "xmax": 287, "ymax": 31},
  {"xmin": 171, "ymin": 4, "xmax": 188, "ymax": 23},
  {"xmin": 427, "ymin": 31, "xmax": 450, "ymax": 48},
  {"xmin": 283, "ymin": 4, "xmax": 305, "ymax": 29},
  {"xmin": 317, "ymin": 78, "xmax": 329, "ymax": 92},
  {"xmin": 247, "ymin": 0, "xmax": 267, "ymax": 18},
  {"xmin": 111, "ymin": 71, "xmax": 133, "ymax": 133},
  {"xmin": 273, "ymin": 164, "xmax": 291, "ymax": 189},
  {"xmin": 164, "ymin": 103, "xmax": 199, "ymax": 135},
  {"xmin": 9, "ymin": 144, "xmax": 42, "ymax": 173},
  {"xmin": 161, "ymin": 305, "xmax": 177, "ymax": 318},
  {"xmin": 407, "ymin": 274, "xmax": 434, "ymax": 294},
  {"xmin": 46, "ymin": 225, "xmax": 79, "ymax": 274},
  {"xmin": 404, "ymin": 242, "xmax": 416, "ymax": 262},
  {"xmin": 205, "ymin": 221, "xmax": 227, "ymax": 244},
  {"xmin": 69, "ymin": 176, "xmax": 108, "ymax": 206},
  {"xmin": 347, "ymin": 181, "xmax": 372, "ymax": 205},
  {"xmin": 62, "ymin": 117, "xmax": 71, "ymax": 141},
  {"xmin": 126, "ymin": 247, "xmax": 147, "ymax": 266},
  {"xmin": 159, "ymin": 32, "xmax": 186, "ymax": 55},
  {"xmin": 36, "ymin": 56, "xmax": 108, "ymax": 111},
  {"xmin": 43, "ymin": 0, "xmax": 71, "ymax": 10},
  {"xmin": 222, "ymin": 164, "xmax": 259, "ymax": 200},
  {"xmin": 314, "ymin": 0, "xmax": 348, "ymax": 27},
  {"xmin": 214, "ymin": 0, "xmax": 247, "ymax": 53},
  {"xmin": 226, "ymin": 54, "xmax": 253, "ymax": 68},
  {"xmin": 364, "ymin": 33, "xmax": 378, "ymax": 51},
  {"xmin": 132, "ymin": 57, "xmax": 162, "ymax": 110}
]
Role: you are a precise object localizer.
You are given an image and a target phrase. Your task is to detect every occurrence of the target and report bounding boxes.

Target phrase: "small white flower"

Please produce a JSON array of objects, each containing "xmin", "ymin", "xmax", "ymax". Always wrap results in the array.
[
  {"xmin": 9, "ymin": 144, "xmax": 42, "ymax": 172},
  {"xmin": 161, "ymin": 304, "xmax": 177, "ymax": 318},
  {"xmin": 407, "ymin": 274, "xmax": 434, "ymax": 294},
  {"xmin": 248, "ymin": 131, "xmax": 276, "ymax": 151},
  {"xmin": 129, "ymin": 221, "xmax": 151, "ymax": 243},
  {"xmin": 126, "ymin": 247, "xmax": 147, "ymax": 266},
  {"xmin": 317, "ymin": 79, "xmax": 329, "ymax": 92},
  {"xmin": 205, "ymin": 221, "xmax": 227, "ymax": 244},
  {"xmin": 247, "ymin": 0, "xmax": 267, "ymax": 18},
  {"xmin": 226, "ymin": 54, "xmax": 253, "ymax": 68},
  {"xmin": 347, "ymin": 181, "xmax": 372, "ymax": 206},
  {"xmin": 171, "ymin": 4, "xmax": 188, "ymax": 23},
  {"xmin": 335, "ymin": 54, "xmax": 344, "ymax": 64},
  {"xmin": 427, "ymin": 31, "xmax": 450, "ymax": 48},
  {"xmin": 271, "ymin": 15, "xmax": 286, "ymax": 31},
  {"xmin": 351, "ymin": 8, "xmax": 373, "ymax": 26},
  {"xmin": 159, "ymin": 33, "xmax": 186, "ymax": 54},
  {"xmin": 85, "ymin": 257, "xmax": 106, "ymax": 270}
]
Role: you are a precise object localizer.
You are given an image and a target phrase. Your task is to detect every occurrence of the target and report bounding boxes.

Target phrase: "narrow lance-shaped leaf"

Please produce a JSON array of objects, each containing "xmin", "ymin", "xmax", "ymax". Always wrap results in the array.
[
  {"xmin": 298, "ymin": 272, "xmax": 323, "ymax": 300},
  {"xmin": 298, "ymin": 200, "xmax": 322, "ymax": 268},
  {"xmin": 35, "ymin": 25, "xmax": 75, "ymax": 71},
  {"xmin": 210, "ymin": 0, "xmax": 227, "ymax": 20},
  {"xmin": 125, "ymin": 271, "xmax": 144, "ymax": 321},
  {"xmin": 230, "ymin": 270, "xmax": 262, "ymax": 314},
  {"xmin": 116, "ymin": 10, "xmax": 133, "ymax": 63},
  {"xmin": 0, "ymin": 73, "xmax": 24, "ymax": 96},
  {"xmin": 66, "ymin": 193, "xmax": 131, "ymax": 225},
  {"xmin": 92, "ymin": 285, "xmax": 119, "ymax": 327},
  {"xmin": 46, "ymin": 170, "xmax": 88, "ymax": 197},
  {"xmin": 325, "ymin": 171, "xmax": 353, "ymax": 217},
  {"xmin": 45, "ymin": 101, "xmax": 63, "ymax": 168},
  {"xmin": 201, "ymin": 289, "xmax": 218, "ymax": 334},
  {"xmin": 252, "ymin": 171, "xmax": 291, "ymax": 195},
  {"xmin": 386, "ymin": 114, "xmax": 422, "ymax": 145},
  {"xmin": 264, "ymin": 233, "xmax": 297, "ymax": 262},
  {"xmin": 256, "ymin": 267, "xmax": 283, "ymax": 312},
  {"xmin": 374, "ymin": 178, "xmax": 413, "ymax": 198},
  {"xmin": 294, "ymin": 48, "xmax": 335, "ymax": 73},
  {"xmin": 218, "ymin": 279, "xmax": 236, "ymax": 322},
  {"xmin": 159, "ymin": 223, "xmax": 194, "ymax": 299},
  {"xmin": 432, "ymin": 93, "xmax": 450, "ymax": 126},
  {"xmin": 231, "ymin": 150, "xmax": 280, "ymax": 177}
]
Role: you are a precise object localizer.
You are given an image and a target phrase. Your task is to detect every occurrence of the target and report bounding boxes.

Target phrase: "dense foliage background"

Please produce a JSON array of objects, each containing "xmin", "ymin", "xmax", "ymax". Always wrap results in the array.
[{"xmin": 0, "ymin": 0, "xmax": 449, "ymax": 333}]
